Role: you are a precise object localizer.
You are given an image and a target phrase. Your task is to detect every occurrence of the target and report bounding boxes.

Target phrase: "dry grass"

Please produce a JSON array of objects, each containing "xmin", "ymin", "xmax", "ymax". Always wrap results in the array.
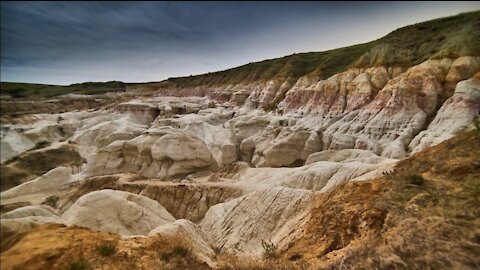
[
  {"xmin": 216, "ymin": 254, "xmax": 308, "ymax": 270},
  {"xmin": 159, "ymin": 11, "xmax": 479, "ymax": 89},
  {"xmin": 0, "ymin": 224, "xmax": 210, "ymax": 270},
  {"xmin": 283, "ymin": 130, "xmax": 480, "ymax": 269}
]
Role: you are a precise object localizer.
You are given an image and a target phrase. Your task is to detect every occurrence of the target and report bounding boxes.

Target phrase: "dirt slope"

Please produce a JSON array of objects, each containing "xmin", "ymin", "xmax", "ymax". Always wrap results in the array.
[{"xmin": 285, "ymin": 129, "xmax": 480, "ymax": 269}]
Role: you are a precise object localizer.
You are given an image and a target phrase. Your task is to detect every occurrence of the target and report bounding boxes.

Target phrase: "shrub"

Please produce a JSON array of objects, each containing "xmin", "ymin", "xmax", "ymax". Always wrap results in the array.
[
  {"xmin": 171, "ymin": 245, "xmax": 189, "ymax": 257},
  {"xmin": 463, "ymin": 177, "xmax": 480, "ymax": 201},
  {"xmin": 160, "ymin": 252, "xmax": 172, "ymax": 262},
  {"xmin": 261, "ymin": 240, "xmax": 278, "ymax": 259},
  {"xmin": 67, "ymin": 258, "xmax": 90, "ymax": 270},
  {"xmin": 474, "ymin": 116, "xmax": 480, "ymax": 133},
  {"xmin": 32, "ymin": 141, "xmax": 50, "ymax": 150},
  {"xmin": 43, "ymin": 195, "xmax": 59, "ymax": 207},
  {"xmin": 95, "ymin": 241, "xmax": 117, "ymax": 257},
  {"xmin": 160, "ymin": 245, "xmax": 190, "ymax": 262},
  {"xmin": 407, "ymin": 174, "xmax": 425, "ymax": 186},
  {"xmin": 288, "ymin": 254, "xmax": 302, "ymax": 261}
]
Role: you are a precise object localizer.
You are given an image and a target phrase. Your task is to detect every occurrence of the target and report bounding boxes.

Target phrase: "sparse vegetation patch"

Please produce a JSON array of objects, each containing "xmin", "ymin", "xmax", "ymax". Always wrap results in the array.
[{"xmin": 95, "ymin": 241, "xmax": 117, "ymax": 257}]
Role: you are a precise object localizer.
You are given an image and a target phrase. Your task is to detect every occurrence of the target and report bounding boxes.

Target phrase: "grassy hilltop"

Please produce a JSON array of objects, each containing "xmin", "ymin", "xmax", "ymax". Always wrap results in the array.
[{"xmin": 162, "ymin": 10, "xmax": 480, "ymax": 88}]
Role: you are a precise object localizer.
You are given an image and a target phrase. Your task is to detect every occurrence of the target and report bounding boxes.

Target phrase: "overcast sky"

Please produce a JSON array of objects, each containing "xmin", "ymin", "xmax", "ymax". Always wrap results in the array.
[{"xmin": 1, "ymin": 1, "xmax": 479, "ymax": 85}]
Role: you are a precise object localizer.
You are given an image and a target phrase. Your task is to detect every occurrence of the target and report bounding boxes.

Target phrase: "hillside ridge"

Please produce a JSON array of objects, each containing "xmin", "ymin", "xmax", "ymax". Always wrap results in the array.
[{"xmin": 160, "ymin": 10, "xmax": 480, "ymax": 88}]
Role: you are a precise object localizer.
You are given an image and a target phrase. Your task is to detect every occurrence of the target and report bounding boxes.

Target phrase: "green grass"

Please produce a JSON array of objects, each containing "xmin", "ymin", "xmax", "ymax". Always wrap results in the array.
[
  {"xmin": 462, "ymin": 176, "xmax": 480, "ymax": 201},
  {"xmin": 160, "ymin": 251, "xmax": 172, "ymax": 262},
  {"xmin": 43, "ymin": 195, "xmax": 59, "ymax": 207},
  {"xmin": 161, "ymin": 11, "xmax": 480, "ymax": 88},
  {"xmin": 95, "ymin": 241, "xmax": 117, "ymax": 257},
  {"xmin": 288, "ymin": 253, "xmax": 302, "ymax": 261},
  {"xmin": 67, "ymin": 258, "xmax": 90, "ymax": 270},
  {"xmin": 407, "ymin": 174, "xmax": 425, "ymax": 186},
  {"xmin": 171, "ymin": 245, "xmax": 189, "ymax": 257},
  {"xmin": 160, "ymin": 245, "xmax": 190, "ymax": 262},
  {"xmin": 0, "ymin": 81, "xmax": 127, "ymax": 99},
  {"xmin": 31, "ymin": 141, "xmax": 51, "ymax": 150},
  {"xmin": 261, "ymin": 240, "xmax": 278, "ymax": 260}
]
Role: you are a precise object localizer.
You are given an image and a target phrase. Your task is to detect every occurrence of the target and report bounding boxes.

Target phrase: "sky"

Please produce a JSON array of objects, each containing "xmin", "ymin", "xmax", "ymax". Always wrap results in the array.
[{"xmin": 1, "ymin": 1, "xmax": 479, "ymax": 85}]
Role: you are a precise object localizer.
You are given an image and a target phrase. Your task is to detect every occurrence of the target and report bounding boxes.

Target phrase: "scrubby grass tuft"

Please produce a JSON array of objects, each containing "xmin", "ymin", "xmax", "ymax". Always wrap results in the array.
[
  {"xmin": 160, "ymin": 245, "xmax": 190, "ymax": 262},
  {"xmin": 288, "ymin": 253, "xmax": 303, "ymax": 261},
  {"xmin": 462, "ymin": 176, "xmax": 480, "ymax": 201},
  {"xmin": 171, "ymin": 245, "xmax": 190, "ymax": 257},
  {"xmin": 67, "ymin": 258, "xmax": 90, "ymax": 270},
  {"xmin": 407, "ymin": 174, "xmax": 425, "ymax": 186},
  {"xmin": 95, "ymin": 241, "xmax": 117, "ymax": 257},
  {"xmin": 32, "ymin": 141, "xmax": 51, "ymax": 150},
  {"xmin": 160, "ymin": 251, "xmax": 172, "ymax": 262},
  {"xmin": 261, "ymin": 240, "xmax": 278, "ymax": 259},
  {"xmin": 43, "ymin": 195, "xmax": 59, "ymax": 207}
]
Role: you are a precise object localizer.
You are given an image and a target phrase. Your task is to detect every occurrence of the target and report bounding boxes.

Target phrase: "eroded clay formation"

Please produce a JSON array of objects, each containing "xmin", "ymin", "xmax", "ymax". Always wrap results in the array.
[{"xmin": 1, "ymin": 56, "xmax": 479, "ymax": 266}]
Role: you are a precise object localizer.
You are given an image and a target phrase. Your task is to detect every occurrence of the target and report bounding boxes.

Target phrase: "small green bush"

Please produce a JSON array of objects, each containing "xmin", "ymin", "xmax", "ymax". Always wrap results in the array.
[
  {"xmin": 67, "ymin": 258, "xmax": 90, "ymax": 270},
  {"xmin": 95, "ymin": 241, "xmax": 117, "ymax": 257},
  {"xmin": 171, "ymin": 246, "xmax": 189, "ymax": 257},
  {"xmin": 160, "ymin": 252, "xmax": 172, "ymax": 262},
  {"xmin": 261, "ymin": 240, "xmax": 278, "ymax": 259},
  {"xmin": 160, "ymin": 245, "xmax": 190, "ymax": 262},
  {"xmin": 43, "ymin": 195, "xmax": 59, "ymax": 207},
  {"xmin": 407, "ymin": 174, "xmax": 425, "ymax": 186},
  {"xmin": 32, "ymin": 141, "xmax": 50, "ymax": 150},
  {"xmin": 463, "ymin": 177, "xmax": 480, "ymax": 201},
  {"xmin": 474, "ymin": 116, "xmax": 480, "ymax": 133},
  {"xmin": 288, "ymin": 253, "xmax": 302, "ymax": 261}
]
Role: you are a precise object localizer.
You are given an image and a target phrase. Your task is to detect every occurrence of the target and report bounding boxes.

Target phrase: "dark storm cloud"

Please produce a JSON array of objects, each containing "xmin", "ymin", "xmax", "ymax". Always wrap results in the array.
[{"xmin": 1, "ymin": 1, "xmax": 479, "ymax": 84}]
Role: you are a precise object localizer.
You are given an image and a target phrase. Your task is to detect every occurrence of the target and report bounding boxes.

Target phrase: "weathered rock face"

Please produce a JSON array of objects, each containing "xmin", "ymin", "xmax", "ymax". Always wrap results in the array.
[
  {"xmin": 410, "ymin": 75, "xmax": 480, "ymax": 153},
  {"xmin": 0, "ymin": 114, "xmax": 82, "ymax": 163},
  {"xmin": 0, "ymin": 143, "xmax": 84, "ymax": 191},
  {"xmin": 0, "ymin": 205, "xmax": 61, "ymax": 251},
  {"xmin": 445, "ymin": 56, "xmax": 480, "ymax": 85},
  {"xmin": 0, "ymin": 167, "xmax": 72, "ymax": 200},
  {"xmin": 115, "ymin": 101, "xmax": 160, "ymax": 125},
  {"xmin": 318, "ymin": 58, "xmax": 475, "ymax": 158},
  {"xmin": 240, "ymin": 126, "xmax": 321, "ymax": 167},
  {"xmin": 279, "ymin": 66, "xmax": 393, "ymax": 121},
  {"xmin": 71, "ymin": 114, "xmax": 148, "ymax": 149},
  {"xmin": 0, "ymin": 93, "xmax": 127, "ymax": 122},
  {"xmin": 231, "ymin": 160, "xmax": 385, "ymax": 192},
  {"xmin": 137, "ymin": 183, "xmax": 242, "ymax": 222},
  {"xmin": 86, "ymin": 128, "xmax": 216, "ymax": 179},
  {"xmin": 305, "ymin": 149, "xmax": 397, "ymax": 165},
  {"xmin": 61, "ymin": 189, "xmax": 175, "ymax": 236},
  {"xmin": 1, "ymin": 205, "xmax": 59, "ymax": 220},
  {"xmin": 200, "ymin": 186, "xmax": 313, "ymax": 257},
  {"xmin": 148, "ymin": 219, "xmax": 217, "ymax": 268},
  {"xmin": 152, "ymin": 108, "xmax": 237, "ymax": 167}
]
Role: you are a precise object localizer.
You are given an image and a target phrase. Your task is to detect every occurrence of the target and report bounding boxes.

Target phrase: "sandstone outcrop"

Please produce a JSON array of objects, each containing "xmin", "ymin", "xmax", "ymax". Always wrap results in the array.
[
  {"xmin": 231, "ymin": 160, "xmax": 383, "ymax": 192},
  {"xmin": 200, "ymin": 186, "xmax": 313, "ymax": 257},
  {"xmin": 61, "ymin": 189, "xmax": 175, "ymax": 236},
  {"xmin": 86, "ymin": 128, "xmax": 216, "ymax": 179},
  {"xmin": 306, "ymin": 149, "xmax": 397, "ymax": 165},
  {"xmin": 0, "ymin": 143, "xmax": 84, "ymax": 191},
  {"xmin": 0, "ymin": 167, "xmax": 72, "ymax": 201},
  {"xmin": 149, "ymin": 219, "xmax": 217, "ymax": 268},
  {"xmin": 410, "ymin": 75, "xmax": 480, "ymax": 153},
  {"xmin": 0, "ymin": 205, "xmax": 61, "ymax": 251}
]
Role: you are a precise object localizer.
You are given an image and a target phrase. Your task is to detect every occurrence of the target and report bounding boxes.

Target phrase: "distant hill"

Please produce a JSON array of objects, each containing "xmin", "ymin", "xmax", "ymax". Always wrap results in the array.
[
  {"xmin": 0, "ymin": 81, "xmax": 127, "ymax": 99},
  {"xmin": 161, "ymin": 10, "xmax": 480, "ymax": 88}
]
